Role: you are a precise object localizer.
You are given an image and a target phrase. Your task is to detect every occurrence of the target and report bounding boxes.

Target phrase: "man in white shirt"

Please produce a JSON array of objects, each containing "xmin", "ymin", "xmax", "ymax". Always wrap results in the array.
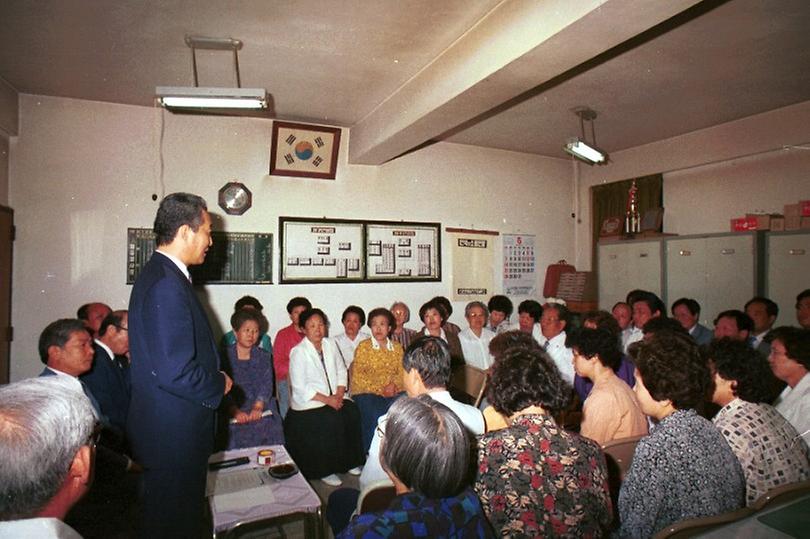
[
  {"xmin": 0, "ymin": 376, "xmax": 96, "ymax": 539},
  {"xmin": 769, "ymin": 327, "xmax": 810, "ymax": 447},
  {"xmin": 532, "ymin": 302, "xmax": 575, "ymax": 386},
  {"xmin": 745, "ymin": 296, "xmax": 778, "ymax": 355}
]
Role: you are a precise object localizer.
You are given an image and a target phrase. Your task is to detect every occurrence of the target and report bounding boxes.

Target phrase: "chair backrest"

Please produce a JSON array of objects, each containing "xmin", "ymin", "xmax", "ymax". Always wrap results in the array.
[
  {"xmin": 752, "ymin": 478, "xmax": 810, "ymax": 511},
  {"xmin": 450, "ymin": 365, "xmax": 488, "ymax": 407},
  {"xmin": 357, "ymin": 480, "xmax": 398, "ymax": 515},
  {"xmin": 602, "ymin": 434, "xmax": 644, "ymax": 483},
  {"xmin": 652, "ymin": 506, "xmax": 754, "ymax": 539}
]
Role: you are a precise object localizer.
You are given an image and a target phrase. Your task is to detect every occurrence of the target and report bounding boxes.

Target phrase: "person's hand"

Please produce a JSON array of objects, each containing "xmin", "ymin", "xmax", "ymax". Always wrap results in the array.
[
  {"xmin": 326, "ymin": 395, "xmax": 343, "ymax": 410},
  {"xmin": 222, "ymin": 372, "xmax": 233, "ymax": 394},
  {"xmin": 382, "ymin": 382, "xmax": 397, "ymax": 398},
  {"xmin": 248, "ymin": 408, "xmax": 263, "ymax": 422},
  {"xmin": 234, "ymin": 411, "xmax": 250, "ymax": 424}
]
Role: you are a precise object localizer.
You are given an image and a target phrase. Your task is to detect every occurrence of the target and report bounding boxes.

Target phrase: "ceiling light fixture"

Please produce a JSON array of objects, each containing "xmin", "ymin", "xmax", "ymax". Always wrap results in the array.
[
  {"xmin": 564, "ymin": 107, "xmax": 608, "ymax": 165},
  {"xmin": 156, "ymin": 35, "xmax": 268, "ymax": 110}
]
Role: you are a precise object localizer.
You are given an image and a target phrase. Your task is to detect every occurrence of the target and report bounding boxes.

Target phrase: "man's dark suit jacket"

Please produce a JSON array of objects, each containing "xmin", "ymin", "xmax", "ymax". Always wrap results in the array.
[
  {"xmin": 127, "ymin": 251, "xmax": 224, "ymax": 470},
  {"xmin": 80, "ymin": 343, "xmax": 130, "ymax": 433},
  {"xmin": 691, "ymin": 323, "xmax": 713, "ymax": 346}
]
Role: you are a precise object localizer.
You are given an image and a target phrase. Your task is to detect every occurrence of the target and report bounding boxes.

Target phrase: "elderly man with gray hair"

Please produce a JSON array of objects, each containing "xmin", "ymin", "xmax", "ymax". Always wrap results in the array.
[{"xmin": 0, "ymin": 376, "xmax": 97, "ymax": 538}]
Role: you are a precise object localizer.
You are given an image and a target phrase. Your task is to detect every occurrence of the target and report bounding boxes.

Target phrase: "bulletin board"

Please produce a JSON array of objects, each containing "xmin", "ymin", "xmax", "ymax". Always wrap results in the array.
[
  {"xmin": 279, "ymin": 217, "xmax": 365, "ymax": 283},
  {"xmin": 365, "ymin": 221, "xmax": 441, "ymax": 282}
]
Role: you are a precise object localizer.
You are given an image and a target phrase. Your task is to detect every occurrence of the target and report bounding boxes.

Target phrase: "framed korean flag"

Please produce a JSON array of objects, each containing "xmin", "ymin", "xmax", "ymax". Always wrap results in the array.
[{"xmin": 270, "ymin": 121, "xmax": 341, "ymax": 179}]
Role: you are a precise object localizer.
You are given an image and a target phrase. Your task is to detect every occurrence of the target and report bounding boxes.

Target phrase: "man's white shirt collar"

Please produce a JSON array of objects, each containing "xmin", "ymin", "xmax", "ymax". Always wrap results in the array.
[
  {"xmin": 94, "ymin": 338, "xmax": 114, "ymax": 361},
  {"xmin": 156, "ymin": 250, "xmax": 190, "ymax": 281}
]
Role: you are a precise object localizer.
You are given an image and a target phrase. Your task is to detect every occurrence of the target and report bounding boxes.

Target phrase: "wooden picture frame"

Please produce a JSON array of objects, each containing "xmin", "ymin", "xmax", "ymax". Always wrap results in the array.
[{"xmin": 270, "ymin": 121, "xmax": 341, "ymax": 180}]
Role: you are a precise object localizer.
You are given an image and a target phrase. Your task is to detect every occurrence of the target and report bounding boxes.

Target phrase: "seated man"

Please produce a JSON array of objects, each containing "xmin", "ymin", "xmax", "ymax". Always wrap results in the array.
[
  {"xmin": 705, "ymin": 338, "xmax": 810, "ymax": 505},
  {"xmin": 326, "ymin": 337, "xmax": 484, "ymax": 535},
  {"xmin": 671, "ymin": 297, "xmax": 712, "ymax": 345},
  {"xmin": 713, "ymin": 310, "xmax": 754, "ymax": 345},
  {"xmin": 624, "ymin": 291, "xmax": 665, "ymax": 353},
  {"xmin": 531, "ymin": 302, "xmax": 575, "ymax": 385},
  {"xmin": 0, "ymin": 376, "xmax": 96, "ymax": 537},
  {"xmin": 77, "ymin": 302, "xmax": 112, "ymax": 338},
  {"xmin": 744, "ymin": 296, "xmax": 778, "ymax": 355},
  {"xmin": 80, "ymin": 310, "xmax": 131, "ymax": 433}
]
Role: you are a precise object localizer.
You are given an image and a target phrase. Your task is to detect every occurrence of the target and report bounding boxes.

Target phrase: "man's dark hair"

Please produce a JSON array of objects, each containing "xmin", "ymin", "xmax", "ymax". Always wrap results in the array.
[
  {"xmin": 234, "ymin": 295, "xmax": 263, "ymax": 312},
  {"xmin": 418, "ymin": 299, "xmax": 448, "ymax": 324},
  {"xmin": 566, "ymin": 328, "xmax": 622, "ymax": 370},
  {"xmin": 403, "ymin": 337, "xmax": 451, "ymax": 389},
  {"xmin": 630, "ymin": 291, "xmax": 665, "ymax": 317},
  {"xmin": 230, "ymin": 308, "xmax": 264, "ymax": 333},
  {"xmin": 796, "ymin": 289, "xmax": 810, "ymax": 308},
  {"xmin": 153, "ymin": 192, "xmax": 207, "ymax": 246},
  {"xmin": 98, "ymin": 310, "xmax": 127, "ymax": 338},
  {"xmin": 488, "ymin": 330, "xmax": 542, "ymax": 360},
  {"xmin": 517, "ymin": 300, "xmax": 543, "ymax": 323},
  {"xmin": 381, "ymin": 395, "xmax": 472, "ymax": 499},
  {"xmin": 297, "ymin": 308, "xmax": 329, "ymax": 330},
  {"xmin": 767, "ymin": 326, "xmax": 810, "ymax": 370},
  {"xmin": 631, "ymin": 331, "xmax": 709, "ymax": 410},
  {"xmin": 582, "ymin": 310, "xmax": 622, "ymax": 339},
  {"xmin": 713, "ymin": 310, "xmax": 754, "ymax": 333},
  {"xmin": 625, "ymin": 289, "xmax": 648, "ymax": 306},
  {"xmin": 431, "ymin": 296, "xmax": 454, "ymax": 317},
  {"xmin": 341, "ymin": 305, "xmax": 366, "ymax": 325},
  {"xmin": 367, "ymin": 308, "xmax": 396, "ymax": 335},
  {"xmin": 286, "ymin": 297, "xmax": 312, "ymax": 314},
  {"xmin": 487, "ymin": 346, "xmax": 570, "ymax": 415},
  {"xmin": 703, "ymin": 338, "xmax": 778, "ymax": 404},
  {"xmin": 38, "ymin": 319, "xmax": 88, "ymax": 364},
  {"xmin": 642, "ymin": 317, "xmax": 689, "ymax": 337},
  {"xmin": 76, "ymin": 303, "xmax": 91, "ymax": 322},
  {"xmin": 744, "ymin": 296, "xmax": 779, "ymax": 319},
  {"xmin": 487, "ymin": 295, "xmax": 513, "ymax": 318},
  {"xmin": 671, "ymin": 297, "xmax": 700, "ymax": 317}
]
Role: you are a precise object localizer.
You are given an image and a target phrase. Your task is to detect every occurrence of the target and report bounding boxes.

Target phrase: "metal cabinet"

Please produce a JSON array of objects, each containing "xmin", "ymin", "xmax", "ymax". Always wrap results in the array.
[
  {"xmin": 765, "ymin": 231, "xmax": 810, "ymax": 324},
  {"xmin": 665, "ymin": 233, "xmax": 760, "ymax": 327},
  {"xmin": 597, "ymin": 239, "xmax": 663, "ymax": 311}
]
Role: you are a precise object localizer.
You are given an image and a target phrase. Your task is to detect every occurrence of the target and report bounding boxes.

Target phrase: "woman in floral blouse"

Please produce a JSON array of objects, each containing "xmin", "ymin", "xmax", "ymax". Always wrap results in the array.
[{"xmin": 475, "ymin": 345, "xmax": 612, "ymax": 537}]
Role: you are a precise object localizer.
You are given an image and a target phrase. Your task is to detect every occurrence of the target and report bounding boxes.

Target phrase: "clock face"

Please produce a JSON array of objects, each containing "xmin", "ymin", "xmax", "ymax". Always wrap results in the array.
[{"xmin": 218, "ymin": 182, "xmax": 252, "ymax": 215}]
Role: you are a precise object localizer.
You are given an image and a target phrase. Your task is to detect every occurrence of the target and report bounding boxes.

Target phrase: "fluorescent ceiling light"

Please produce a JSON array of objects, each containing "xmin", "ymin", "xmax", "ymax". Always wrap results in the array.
[
  {"xmin": 156, "ymin": 87, "xmax": 267, "ymax": 109},
  {"xmin": 564, "ymin": 138, "xmax": 607, "ymax": 165}
]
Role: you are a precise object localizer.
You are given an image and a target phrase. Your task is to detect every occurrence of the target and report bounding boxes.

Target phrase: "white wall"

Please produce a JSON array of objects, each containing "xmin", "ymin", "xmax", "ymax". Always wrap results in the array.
[
  {"xmin": 8, "ymin": 94, "xmax": 573, "ymax": 381},
  {"xmin": 575, "ymin": 100, "xmax": 810, "ymax": 270},
  {"xmin": 0, "ymin": 136, "xmax": 8, "ymax": 206}
]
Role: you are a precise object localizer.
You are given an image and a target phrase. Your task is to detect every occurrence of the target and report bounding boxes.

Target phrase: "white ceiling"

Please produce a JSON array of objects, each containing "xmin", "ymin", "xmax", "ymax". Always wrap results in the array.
[{"xmin": 1, "ymin": 0, "xmax": 809, "ymax": 164}]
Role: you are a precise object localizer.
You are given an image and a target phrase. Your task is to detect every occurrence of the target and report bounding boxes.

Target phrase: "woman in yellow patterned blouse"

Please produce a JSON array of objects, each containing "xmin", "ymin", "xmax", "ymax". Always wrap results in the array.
[{"xmin": 350, "ymin": 307, "xmax": 406, "ymax": 452}]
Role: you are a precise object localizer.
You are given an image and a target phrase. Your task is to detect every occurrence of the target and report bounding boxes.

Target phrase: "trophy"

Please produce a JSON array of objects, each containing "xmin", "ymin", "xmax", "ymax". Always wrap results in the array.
[{"xmin": 625, "ymin": 180, "xmax": 640, "ymax": 236}]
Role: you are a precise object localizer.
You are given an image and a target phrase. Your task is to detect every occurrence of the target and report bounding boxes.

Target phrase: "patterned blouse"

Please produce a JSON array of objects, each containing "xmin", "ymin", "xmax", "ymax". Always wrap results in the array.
[
  {"xmin": 349, "ymin": 338, "xmax": 405, "ymax": 396},
  {"xmin": 338, "ymin": 488, "xmax": 495, "ymax": 538},
  {"xmin": 618, "ymin": 409, "xmax": 746, "ymax": 538},
  {"xmin": 713, "ymin": 398, "xmax": 810, "ymax": 505},
  {"xmin": 475, "ymin": 413, "xmax": 612, "ymax": 537}
]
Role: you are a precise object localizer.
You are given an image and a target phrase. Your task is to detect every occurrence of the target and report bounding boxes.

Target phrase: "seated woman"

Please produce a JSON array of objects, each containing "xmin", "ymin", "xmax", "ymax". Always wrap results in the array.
[
  {"xmin": 221, "ymin": 295, "xmax": 273, "ymax": 351},
  {"xmin": 333, "ymin": 305, "xmax": 370, "ymax": 373},
  {"xmin": 390, "ymin": 301, "xmax": 418, "ymax": 350},
  {"xmin": 769, "ymin": 326, "xmax": 810, "ymax": 444},
  {"xmin": 706, "ymin": 338, "xmax": 810, "ymax": 505},
  {"xmin": 475, "ymin": 345, "xmax": 612, "ymax": 536},
  {"xmin": 414, "ymin": 299, "xmax": 465, "ymax": 367},
  {"xmin": 515, "ymin": 299, "xmax": 542, "ymax": 334},
  {"xmin": 618, "ymin": 331, "xmax": 745, "ymax": 538},
  {"xmin": 350, "ymin": 307, "xmax": 405, "ymax": 452},
  {"xmin": 338, "ymin": 395, "xmax": 494, "ymax": 538},
  {"xmin": 458, "ymin": 301, "xmax": 495, "ymax": 371},
  {"xmin": 567, "ymin": 328, "xmax": 647, "ymax": 445},
  {"xmin": 573, "ymin": 310, "xmax": 636, "ymax": 401},
  {"xmin": 487, "ymin": 295, "xmax": 514, "ymax": 334},
  {"xmin": 285, "ymin": 308, "xmax": 365, "ymax": 487},
  {"xmin": 222, "ymin": 309, "xmax": 284, "ymax": 449}
]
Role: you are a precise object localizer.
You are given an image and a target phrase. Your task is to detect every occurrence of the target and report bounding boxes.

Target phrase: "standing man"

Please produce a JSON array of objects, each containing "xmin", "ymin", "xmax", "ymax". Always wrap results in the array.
[{"xmin": 128, "ymin": 193, "xmax": 232, "ymax": 538}]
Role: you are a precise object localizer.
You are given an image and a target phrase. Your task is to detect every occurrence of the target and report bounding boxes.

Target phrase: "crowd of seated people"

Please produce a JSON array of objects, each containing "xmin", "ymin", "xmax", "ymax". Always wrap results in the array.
[{"xmin": 7, "ymin": 286, "xmax": 810, "ymax": 538}]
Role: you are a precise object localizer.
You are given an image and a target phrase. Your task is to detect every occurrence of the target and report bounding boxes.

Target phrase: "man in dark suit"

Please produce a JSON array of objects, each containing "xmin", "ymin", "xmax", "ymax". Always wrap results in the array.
[
  {"xmin": 671, "ymin": 297, "xmax": 713, "ymax": 346},
  {"xmin": 127, "ymin": 192, "xmax": 232, "ymax": 538},
  {"xmin": 81, "ymin": 310, "xmax": 130, "ymax": 433},
  {"xmin": 744, "ymin": 296, "xmax": 778, "ymax": 356}
]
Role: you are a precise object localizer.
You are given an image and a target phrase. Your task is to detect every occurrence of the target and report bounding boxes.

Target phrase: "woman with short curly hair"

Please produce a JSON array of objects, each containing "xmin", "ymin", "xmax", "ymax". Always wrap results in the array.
[
  {"xmin": 474, "ymin": 345, "xmax": 612, "ymax": 536},
  {"xmin": 618, "ymin": 331, "xmax": 745, "ymax": 538}
]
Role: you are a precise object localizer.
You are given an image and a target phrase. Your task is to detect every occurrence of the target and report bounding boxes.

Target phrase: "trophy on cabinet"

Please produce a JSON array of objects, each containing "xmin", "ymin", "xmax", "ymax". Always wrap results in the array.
[{"xmin": 624, "ymin": 180, "xmax": 641, "ymax": 237}]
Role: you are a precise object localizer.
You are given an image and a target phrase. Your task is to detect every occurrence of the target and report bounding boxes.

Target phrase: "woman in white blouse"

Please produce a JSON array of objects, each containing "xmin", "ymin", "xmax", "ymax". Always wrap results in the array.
[
  {"xmin": 284, "ymin": 308, "xmax": 365, "ymax": 487},
  {"xmin": 458, "ymin": 301, "xmax": 495, "ymax": 371}
]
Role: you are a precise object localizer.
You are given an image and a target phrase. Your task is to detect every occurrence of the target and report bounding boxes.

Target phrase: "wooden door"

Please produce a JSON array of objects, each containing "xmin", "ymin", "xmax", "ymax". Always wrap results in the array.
[{"xmin": 0, "ymin": 205, "xmax": 12, "ymax": 384}]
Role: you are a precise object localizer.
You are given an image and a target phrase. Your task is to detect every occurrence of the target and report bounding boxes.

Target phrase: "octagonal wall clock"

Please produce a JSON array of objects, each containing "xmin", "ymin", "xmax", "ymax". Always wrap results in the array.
[
  {"xmin": 218, "ymin": 181, "xmax": 252, "ymax": 215},
  {"xmin": 269, "ymin": 121, "xmax": 341, "ymax": 180}
]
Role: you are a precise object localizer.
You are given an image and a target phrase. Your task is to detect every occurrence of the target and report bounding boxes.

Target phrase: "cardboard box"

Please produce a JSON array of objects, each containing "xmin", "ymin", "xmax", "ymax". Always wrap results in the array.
[
  {"xmin": 745, "ymin": 214, "xmax": 772, "ymax": 230},
  {"xmin": 731, "ymin": 216, "xmax": 758, "ymax": 231},
  {"xmin": 770, "ymin": 217, "xmax": 785, "ymax": 231},
  {"xmin": 785, "ymin": 203, "xmax": 801, "ymax": 217},
  {"xmin": 786, "ymin": 215, "xmax": 802, "ymax": 230},
  {"xmin": 802, "ymin": 216, "xmax": 810, "ymax": 230},
  {"xmin": 801, "ymin": 200, "xmax": 810, "ymax": 217}
]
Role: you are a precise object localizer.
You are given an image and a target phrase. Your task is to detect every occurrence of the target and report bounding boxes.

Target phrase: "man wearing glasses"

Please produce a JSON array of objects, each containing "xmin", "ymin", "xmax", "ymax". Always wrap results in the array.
[{"xmin": 0, "ymin": 376, "xmax": 97, "ymax": 538}]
